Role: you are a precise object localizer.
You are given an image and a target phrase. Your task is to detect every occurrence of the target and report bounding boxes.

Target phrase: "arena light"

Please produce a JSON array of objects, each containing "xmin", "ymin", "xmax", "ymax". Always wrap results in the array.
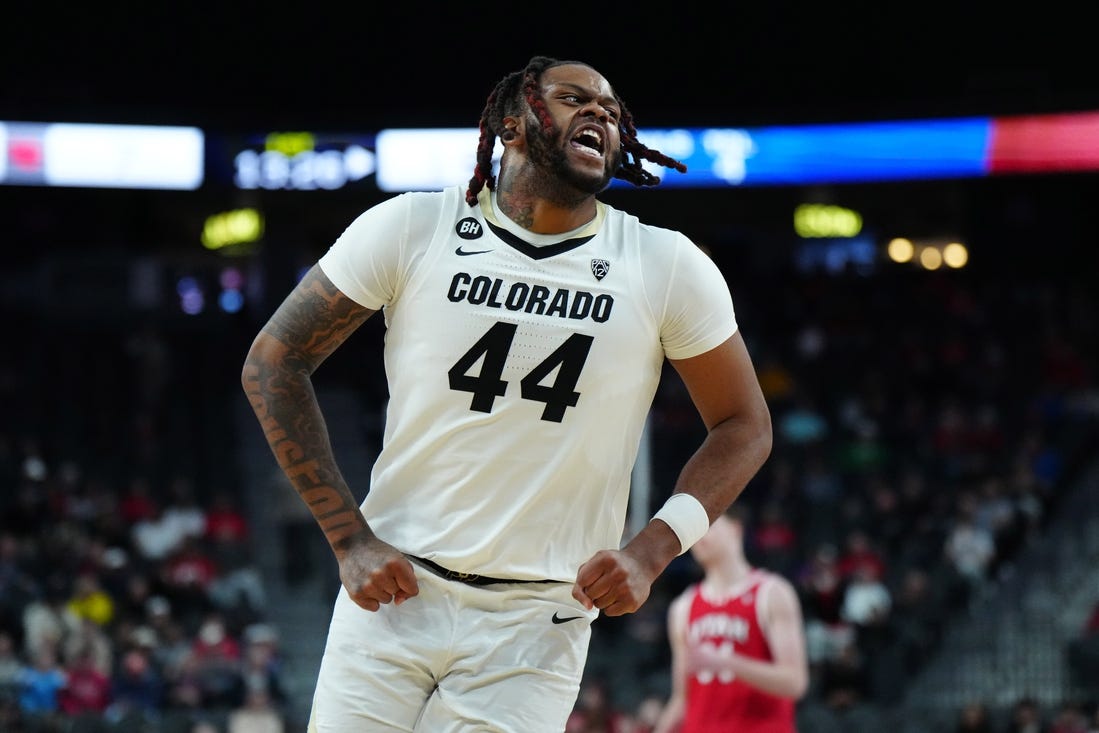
[
  {"xmin": 918, "ymin": 247, "xmax": 943, "ymax": 270},
  {"xmin": 886, "ymin": 237, "xmax": 967, "ymax": 270},
  {"xmin": 794, "ymin": 203, "xmax": 863, "ymax": 238},
  {"xmin": 887, "ymin": 238, "xmax": 915, "ymax": 263},
  {"xmin": 942, "ymin": 242, "xmax": 969, "ymax": 268},
  {"xmin": 202, "ymin": 208, "xmax": 264, "ymax": 251}
]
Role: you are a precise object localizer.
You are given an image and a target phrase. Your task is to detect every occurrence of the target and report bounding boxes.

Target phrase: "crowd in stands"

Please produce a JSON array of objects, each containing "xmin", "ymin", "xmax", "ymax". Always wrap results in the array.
[
  {"xmin": 0, "ymin": 462, "xmax": 287, "ymax": 733},
  {"xmin": 2, "ymin": 222, "xmax": 1097, "ymax": 731},
  {"xmin": 578, "ymin": 263, "xmax": 1099, "ymax": 731},
  {"xmin": 0, "ymin": 461, "xmax": 286, "ymax": 732}
]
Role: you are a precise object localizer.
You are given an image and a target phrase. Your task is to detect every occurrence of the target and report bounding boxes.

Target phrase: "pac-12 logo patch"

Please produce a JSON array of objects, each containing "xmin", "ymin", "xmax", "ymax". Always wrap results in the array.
[
  {"xmin": 590, "ymin": 259, "xmax": 610, "ymax": 280},
  {"xmin": 456, "ymin": 218, "xmax": 484, "ymax": 239}
]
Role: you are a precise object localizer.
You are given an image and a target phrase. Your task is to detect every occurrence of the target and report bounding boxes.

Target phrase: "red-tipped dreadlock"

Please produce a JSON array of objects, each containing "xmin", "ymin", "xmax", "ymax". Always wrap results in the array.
[{"xmin": 465, "ymin": 55, "xmax": 687, "ymax": 206}]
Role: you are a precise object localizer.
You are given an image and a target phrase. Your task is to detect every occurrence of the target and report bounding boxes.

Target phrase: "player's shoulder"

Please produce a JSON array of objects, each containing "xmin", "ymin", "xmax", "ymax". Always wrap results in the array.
[
  {"xmin": 600, "ymin": 199, "xmax": 685, "ymax": 243},
  {"xmin": 756, "ymin": 569, "xmax": 800, "ymax": 605},
  {"xmin": 756, "ymin": 567, "xmax": 794, "ymax": 587},
  {"xmin": 669, "ymin": 582, "xmax": 702, "ymax": 610},
  {"xmin": 396, "ymin": 185, "xmax": 464, "ymax": 213}
]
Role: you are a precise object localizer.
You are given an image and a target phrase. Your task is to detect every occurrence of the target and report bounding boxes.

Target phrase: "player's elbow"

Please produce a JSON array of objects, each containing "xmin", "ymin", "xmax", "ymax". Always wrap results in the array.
[
  {"xmin": 785, "ymin": 668, "xmax": 810, "ymax": 701},
  {"xmin": 240, "ymin": 331, "xmax": 285, "ymax": 396},
  {"xmin": 753, "ymin": 405, "xmax": 773, "ymax": 466},
  {"xmin": 740, "ymin": 400, "xmax": 773, "ymax": 473}
]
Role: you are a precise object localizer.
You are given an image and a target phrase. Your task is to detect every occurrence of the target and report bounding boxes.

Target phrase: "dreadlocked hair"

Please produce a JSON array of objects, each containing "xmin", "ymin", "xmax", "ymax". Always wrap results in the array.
[{"xmin": 464, "ymin": 55, "xmax": 687, "ymax": 206}]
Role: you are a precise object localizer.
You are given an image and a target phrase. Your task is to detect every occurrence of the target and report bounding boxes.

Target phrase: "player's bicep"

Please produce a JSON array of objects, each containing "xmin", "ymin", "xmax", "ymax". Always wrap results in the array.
[
  {"xmin": 762, "ymin": 580, "xmax": 809, "ymax": 685},
  {"xmin": 255, "ymin": 264, "xmax": 376, "ymax": 373},
  {"xmin": 669, "ymin": 331, "xmax": 769, "ymax": 432},
  {"xmin": 665, "ymin": 596, "xmax": 692, "ymax": 689}
]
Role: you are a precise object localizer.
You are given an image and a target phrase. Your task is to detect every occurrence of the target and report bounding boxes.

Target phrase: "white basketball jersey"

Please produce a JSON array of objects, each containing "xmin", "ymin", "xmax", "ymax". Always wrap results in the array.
[{"xmin": 318, "ymin": 185, "xmax": 737, "ymax": 581}]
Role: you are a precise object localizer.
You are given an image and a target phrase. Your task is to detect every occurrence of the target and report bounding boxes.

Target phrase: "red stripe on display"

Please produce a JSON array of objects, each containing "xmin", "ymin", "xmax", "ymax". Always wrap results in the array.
[{"xmin": 987, "ymin": 111, "xmax": 1099, "ymax": 173}]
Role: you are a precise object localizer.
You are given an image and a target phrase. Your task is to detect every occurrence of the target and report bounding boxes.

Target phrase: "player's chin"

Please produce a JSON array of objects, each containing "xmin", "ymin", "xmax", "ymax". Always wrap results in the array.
[{"xmin": 567, "ymin": 165, "xmax": 613, "ymax": 196}]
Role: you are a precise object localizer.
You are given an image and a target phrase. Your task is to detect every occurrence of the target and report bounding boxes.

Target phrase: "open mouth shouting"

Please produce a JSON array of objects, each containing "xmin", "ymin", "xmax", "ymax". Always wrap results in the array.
[{"xmin": 570, "ymin": 125, "xmax": 605, "ymax": 160}]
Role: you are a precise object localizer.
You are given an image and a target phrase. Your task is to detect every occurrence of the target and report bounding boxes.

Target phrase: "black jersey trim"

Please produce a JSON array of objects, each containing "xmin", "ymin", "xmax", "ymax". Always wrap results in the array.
[{"xmin": 484, "ymin": 220, "xmax": 596, "ymax": 260}]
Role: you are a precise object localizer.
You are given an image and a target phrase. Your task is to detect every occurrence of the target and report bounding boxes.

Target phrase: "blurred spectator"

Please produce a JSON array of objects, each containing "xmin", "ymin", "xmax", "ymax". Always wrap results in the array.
[
  {"xmin": 61, "ymin": 617, "xmax": 113, "ymax": 678},
  {"xmin": 815, "ymin": 640, "xmax": 868, "ymax": 710},
  {"xmin": 954, "ymin": 700, "xmax": 994, "ymax": 733},
  {"xmin": 836, "ymin": 529, "xmax": 886, "ymax": 582},
  {"xmin": 750, "ymin": 501, "xmax": 799, "ymax": 575},
  {"xmin": 1047, "ymin": 701, "xmax": 1089, "ymax": 733},
  {"xmin": 238, "ymin": 624, "xmax": 286, "ymax": 709},
  {"xmin": 114, "ymin": 572, "xmax": 157, "ymax": 628},
  {"xmin": 888, "ymin": 567, "xmax": 943, "ymax": 674},
  {"xmin": 107, "ymin": 647, "xmax": 164, "ymax": 724},
  {"xmin": 798, "ymin": 543, "xmax": 853, "ymax": 666},
  {"xmin": 227, "ymin": 687, "xmax": 284, "ymax": 733},
  {"xmin": 1004, "ymin": 696, "xmax": 1046, "ymax": 733},
  {"xmin": 566, "ymin": 679, "xmax": 629, "ymax": 733},
  {"xmin": 22, "ymin": 575, "xmax": 79, "ymax": 662},
  {"xmin": 835, "ymin": 420, "xmax": 889, "ymax": 476},
  {"xmin": 67, "ymin": 571, "xmax": 115, "ymax": 628},
  {"xmin": 207, "ymin": 533, "xmax": 267, "ymax": 629},
  {"xmin": 132, "ymin": 504, "xmax": 188, "ymax": 566},
  {"xmin": 97, "ymin": 545, "xmax": 137, "ymax": 603},
  {"xmin": 16, "ymin": 647, "xmax": 66, "ymax": 722},
  {"xmin": 162, "ymin": 476, "xmax": 208, "ymax": 544},
  {"xmin": 944, "ymin": 492, "xmax": 997, "ymax": 593},
  {"xmin": 839, "ymin": 562, "xmax": 891, "ymax": 628},
  {"xmin": 777, "ymin": 391, "xmax": 829, "ymax": 447},
  {"xmin": 204, "ymin": 492, "xmax": 249, "ymax": 545},
  {"xmin": 973, "ymin": 476, "xmax": 1021, "ymax": 571},
  {"xmin": 118, "ymin": 475, "xmax": 158, "ymax": 526},
  {"xmin": 1006, "ymin": 458, "xmax": 1048, "ymax": 542},
  {"xmin": 160, "ymin": 536, "xmax": 220, "ymax": 626},
  {"xmin": 188, "ymin": 613, "xmax": 243, "ymax": 709},
  {"xmin": 58, "ymin": 643, "xmax": 111, "ymax": 715},
  {"xmin": 17, "ymin": 438, "xmax": 49, "ymax": 487},
  {"xmin": 147, "ymin": 600, "xmax": 194, "ymax": 687}
]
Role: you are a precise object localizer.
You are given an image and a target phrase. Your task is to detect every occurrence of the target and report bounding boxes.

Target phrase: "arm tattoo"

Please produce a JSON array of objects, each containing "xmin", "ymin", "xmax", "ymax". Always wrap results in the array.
[
  {"xmin": 242, "ymin": 265, "xmax": 375, "ymax": 552},
  {"xmin": 264, "ymin": 265, "xmax": 372, "ymax": 371}
]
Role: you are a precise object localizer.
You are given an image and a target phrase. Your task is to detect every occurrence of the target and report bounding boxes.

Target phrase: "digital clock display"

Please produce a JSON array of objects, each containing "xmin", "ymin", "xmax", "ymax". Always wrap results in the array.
[{"xmin": 231, "ymin": 131, "xmax": 376, "ymax": 191}]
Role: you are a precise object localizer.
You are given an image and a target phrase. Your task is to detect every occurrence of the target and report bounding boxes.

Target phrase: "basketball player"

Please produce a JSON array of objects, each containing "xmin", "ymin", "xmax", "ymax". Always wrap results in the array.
[
  {"xmin": 241, "ymin": 55, "xmax": 772, "ymax": 732},
  {"xmin": 654, "ymin": 506, "xmax": 808, "ymax": 733}
]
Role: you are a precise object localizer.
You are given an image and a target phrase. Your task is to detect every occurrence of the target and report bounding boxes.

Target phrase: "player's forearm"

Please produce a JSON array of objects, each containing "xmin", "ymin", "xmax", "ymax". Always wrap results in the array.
[
  {"xmin": 652, "ymin": 695, "xmax": 685, "ymax": 733},
  {"xmin": 672, "ymin": 412, "xmax": 772, "ymax": 521},
  {"xmin": 727, "ymin": 655, "xmax": 808, "ymax": 700},
  {"xmin": 241, "ymin": 349, "xmax": 370, "ymax": 556}
]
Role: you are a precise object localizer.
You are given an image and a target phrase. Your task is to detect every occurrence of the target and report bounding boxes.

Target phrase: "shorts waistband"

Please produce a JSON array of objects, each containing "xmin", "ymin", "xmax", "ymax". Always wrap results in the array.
[{"xmin": 407, "ymin": 555, "xmax": 553, "ymax": 586}]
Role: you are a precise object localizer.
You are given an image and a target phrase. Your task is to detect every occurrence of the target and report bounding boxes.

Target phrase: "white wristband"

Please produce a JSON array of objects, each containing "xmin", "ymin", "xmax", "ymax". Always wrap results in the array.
[{"xmin": 651, "ymin": 493, "xmax": 711, "ymax": 555}]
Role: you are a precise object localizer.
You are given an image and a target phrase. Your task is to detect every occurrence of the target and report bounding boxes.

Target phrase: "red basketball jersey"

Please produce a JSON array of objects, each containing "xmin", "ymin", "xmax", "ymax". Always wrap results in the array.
[{"xmin": 681, "ymin": 569, "xmax": 797, "ymax": 733}]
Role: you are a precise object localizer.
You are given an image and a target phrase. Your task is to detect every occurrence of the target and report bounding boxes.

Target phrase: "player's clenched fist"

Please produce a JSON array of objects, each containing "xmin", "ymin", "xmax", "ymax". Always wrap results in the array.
[
  {"xmin": 338, "ymin": 537, "xmax": 419, "ymax": 612},
  {"xmin": 573, "ymin": 549, "xmax": 653, "ymax": 616}
]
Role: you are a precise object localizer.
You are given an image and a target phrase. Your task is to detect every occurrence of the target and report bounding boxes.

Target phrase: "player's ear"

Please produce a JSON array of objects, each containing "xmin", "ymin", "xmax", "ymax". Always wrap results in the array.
[{"xmin": 501, "ymin": 117, "xmax": 521, "ymax": 144}]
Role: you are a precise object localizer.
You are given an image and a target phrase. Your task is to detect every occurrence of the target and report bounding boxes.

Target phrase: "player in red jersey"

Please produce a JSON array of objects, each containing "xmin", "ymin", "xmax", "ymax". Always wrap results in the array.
[{"xmin": 654, "ymin": 505, "xmax": 809, "ymax": 733}]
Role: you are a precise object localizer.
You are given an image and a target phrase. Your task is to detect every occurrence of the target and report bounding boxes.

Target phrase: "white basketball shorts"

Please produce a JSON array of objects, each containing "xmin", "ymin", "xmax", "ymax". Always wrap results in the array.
[{"xmin": 307, "ymin": 559, "xmax": 599, "ymax": 732}]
